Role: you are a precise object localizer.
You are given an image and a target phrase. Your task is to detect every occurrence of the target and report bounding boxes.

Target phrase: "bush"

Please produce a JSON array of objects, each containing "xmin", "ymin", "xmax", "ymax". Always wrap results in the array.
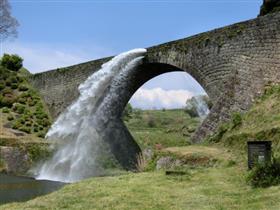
[
  {"xmin": 246, "ymin": 157, "xmax": 280, "ymax": 188},
  {"xmin": 0, "ymin": 82, "xmax": 5, "ymax": 90},
  {"xmin": 19, "ymin": 126, "xmax": 31, "ymax": 134},
  {"xmin": 147, "ymin": 115, "xmax": 156, "ymax": 128},
  {"xmin": 2, "ymin": 107, "xmax": 10, "ymax": 113},
  {"xmin": 37, "ymin": 131, "xmax": 46, "ymax": 138},
  {"xmin": 7, "ymin": 114, "xmax": 14, "ymax": 121},
  {"xmin": 259, "ymin": 0, "xmax": 280, "ymax": 16},
  {"xmin": 1, "ymin": 54, "xmax": 23, "ymax": 72},
  {"xmin": 1, "ymin": 96, "xmax": 16, "ymax": 108},
  {"xmin": 13, "ymin": 103, "xmax": 26, "ymax": 114},
  {"xmin": 11, "ymin": 83, "xmax": 18, "ymax": 89},
  {"xmin": 18, "ymin": 84, "xmax": 28, "ymax": 91}
]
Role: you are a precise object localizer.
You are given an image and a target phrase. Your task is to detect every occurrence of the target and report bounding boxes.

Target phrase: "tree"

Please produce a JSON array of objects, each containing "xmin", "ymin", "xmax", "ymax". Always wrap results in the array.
[
  {"xmin": 259, "ymin": 0, "xmax": 280, "ymax": 16},
  {"xmin": 1, "ymin": 54, "xmax": 23, "ymax": 71},
  {"xmin": 0, "ymin": 0, "xmax": 19, "ymax": 40}
]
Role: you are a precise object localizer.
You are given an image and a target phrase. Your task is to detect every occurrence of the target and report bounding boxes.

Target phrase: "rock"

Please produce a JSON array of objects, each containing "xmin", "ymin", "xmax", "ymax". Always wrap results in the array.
[
  {"xmin": 156, "ymin": 156, "xmax": 182, "ymax": 170},
  {"xmin": 142, "ymin": 148, "xmax": 153, "ymax": 161},
  {"xmin": 0, "ymin": 146, "xmax": 31, "ymax": 175}
]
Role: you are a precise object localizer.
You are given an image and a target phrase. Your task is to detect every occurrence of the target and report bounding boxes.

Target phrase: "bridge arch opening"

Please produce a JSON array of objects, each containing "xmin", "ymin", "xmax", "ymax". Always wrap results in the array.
[{"xmin": 119, "ymin": 62, "xmax": 212, "ymax": 151}]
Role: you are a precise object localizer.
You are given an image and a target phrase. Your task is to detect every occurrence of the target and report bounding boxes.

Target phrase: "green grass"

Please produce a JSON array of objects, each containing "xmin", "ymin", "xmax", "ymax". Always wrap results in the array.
[
  {"xmin": 125, "ymin": 109, "xmax": 200, "ymax": 149},
  {"xmin": 2, "ymin": 151, "xmax": 280, "ymax": 210},
  {"xmin": 208, "ymin": 85, "xmax": 280, "ymax": 156}
]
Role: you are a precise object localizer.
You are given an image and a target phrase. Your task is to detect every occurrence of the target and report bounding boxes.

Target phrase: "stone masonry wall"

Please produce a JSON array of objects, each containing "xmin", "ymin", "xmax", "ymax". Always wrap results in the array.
[{"xmin": 30, "ymin": 12, "xmax": 280, "ymax": 142}]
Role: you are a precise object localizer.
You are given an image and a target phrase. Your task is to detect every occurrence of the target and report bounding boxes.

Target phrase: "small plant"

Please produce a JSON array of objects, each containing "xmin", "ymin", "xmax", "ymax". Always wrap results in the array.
[
  {"xmin": 11, "ymin": 83, "xmax": 18, "ymax": 89},
  {"xmin": 0, "ymin": 82, "xmax": 5, "ymax": 90},
  {"xmin": 37, "ymin": 131, "xmax": 46, "ymax": 138},
  {"xmin": 147, "ymin": 115, "xmax": 156, "ymax": 127},
  {"xmin": 7, "ymin": 114, "xmax": 14, "ymax": 121},
  {"xmin": 2, "ymin": 107, "xmax": 10, "ymax": 113},
  {"xmin": 231, "ymin": 112, "xmax": 242, "ymax": 129},
  {"xmin": 19, "ymin": 126, "xmax": 31, "ymax": 134},
  {"xmin": 18, "ymin": 84, "xmax": 28, "ymax": 91},
  {"xmin": 13, "ymin": 103, "xmax": 26, "ymax": 114},
  {"xmin": 246, "ymin": 157, "xmax": 280, "ymax": 188},
  {"xmin": 1, "ymin": 96, "xmax": 16, "ymax": 108},
  {"xmin": 136, "ymin": 152, "xmax": 147, "ymax": 172}
]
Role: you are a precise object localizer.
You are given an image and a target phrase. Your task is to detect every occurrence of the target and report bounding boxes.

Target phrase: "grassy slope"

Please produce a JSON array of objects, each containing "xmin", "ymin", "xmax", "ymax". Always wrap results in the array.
[
  {"xmin": 3, "ymin": 102, "xmax": 280, "ymax": 209},
  {"xmin": 210, "ymin": 85, "xmax": 280, "ymax": 156},
  {"xmin": 2, "ymin": 146, "xmax": 280, "ymax": 210},
  {"xmin": 125, "ymin": 109, "xmax": 200, "ymax": 149}
]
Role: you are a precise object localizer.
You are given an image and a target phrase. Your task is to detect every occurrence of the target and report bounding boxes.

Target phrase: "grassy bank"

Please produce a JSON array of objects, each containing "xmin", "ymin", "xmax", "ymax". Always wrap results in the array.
[{"xmin": 2, "ymin": 145, "xmax": 280, "ymax": 210}]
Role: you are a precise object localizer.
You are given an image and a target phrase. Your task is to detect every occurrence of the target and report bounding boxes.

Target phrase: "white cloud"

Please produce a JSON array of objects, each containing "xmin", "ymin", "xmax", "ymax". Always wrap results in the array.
[
  {"xmin": 130, "ymin": 88, "xmax": 194, "ymax": 110},
  {"xmin": 1, "ymin": 42, "xmax": 112, "ymax": 73}
]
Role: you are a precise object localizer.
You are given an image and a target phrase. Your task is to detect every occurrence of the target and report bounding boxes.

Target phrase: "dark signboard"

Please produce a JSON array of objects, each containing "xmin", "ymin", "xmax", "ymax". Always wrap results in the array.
[{"xmin": 247, "ymin": 141, "xmax": 271, "ymax": 169}]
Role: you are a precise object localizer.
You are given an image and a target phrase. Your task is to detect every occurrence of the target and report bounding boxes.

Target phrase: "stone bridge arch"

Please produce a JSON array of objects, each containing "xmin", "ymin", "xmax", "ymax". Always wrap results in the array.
[{"xmin": 29, "ymin": 12, "xmax": 280, "ymax": 168}]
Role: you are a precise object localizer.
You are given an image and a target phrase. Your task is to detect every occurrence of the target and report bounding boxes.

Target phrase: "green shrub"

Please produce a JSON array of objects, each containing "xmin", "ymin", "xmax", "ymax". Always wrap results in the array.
[
  {"xmin": 5, "ymin": 79, "xmax": 11, "ymax": 86},
  {"xmin": 1, "ymin": 96, "xmax": 16, "ymax": 108},
  {"xmin": 1, "ymin": 54, "xmax": 23, "ymax": 72},
  {"xmin": 18, "ymin": 97, "xmax": 27, "ymax": 104},
  {"xmin": 147, "ymin": 115, "xmax": 156, "ymax": 128},
  {"xmin": 13, "ymin": 103, "xmax": 26, "ymax": 114},
  {"xmin": 0, "ymin": 82, "xmax": 5, "ymax": 90},
  {"xmin": 37, "ymin": 131, "xmax": 46, "ymax": 138},
  {"xmin": 2, "ymin": 107, "xmax": 10, "ymax": 113},
  {"xmin": 18, "ymin": 84, "xmax": 29, "ymax": 91},
  {"xmin": 2, "ymin": 88, "xmax": 13, "ymax": 95},
  {"xmin": 25, "ymin": 121, "xmax": 32, "ymax": 127},
  {"xmin": 7, "ymin": 114, "xmax": 14, "ymax": 121},
  {"xmin": 246, "ymin": 157, "xmax": 280, "ymax": 188},
  {"xmin": 19, "ymin": 126, "xmax": 31, "ymax": 134},
  {"xmin": 9, "ymin": 76, "xmax": 18, "ymax": 83},
  {"xmin": 11, "ymin": 83, "xmax": 18, "ymax": 89},
  {"xmin": 12, "ymin": 121, "xmax": 21, "ymax": 130}
]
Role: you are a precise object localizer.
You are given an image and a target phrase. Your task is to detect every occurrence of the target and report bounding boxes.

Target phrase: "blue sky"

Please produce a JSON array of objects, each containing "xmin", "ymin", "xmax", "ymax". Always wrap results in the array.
[{"xmin": 3, "ymin": 0, "xmax": 263, "ymax": 109}]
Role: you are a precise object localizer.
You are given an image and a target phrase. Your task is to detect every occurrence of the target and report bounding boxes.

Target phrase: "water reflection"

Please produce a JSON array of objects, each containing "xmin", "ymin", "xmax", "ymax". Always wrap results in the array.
[{"xmin": 0, "ymin": 174, "xmax": 65, "ymax": 204}]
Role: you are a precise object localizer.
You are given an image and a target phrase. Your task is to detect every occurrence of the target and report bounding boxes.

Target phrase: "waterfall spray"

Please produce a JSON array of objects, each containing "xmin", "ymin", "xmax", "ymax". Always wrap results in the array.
[{"xmin": 35, "ymin": 49, "xmax": 147, "ymax": 183}]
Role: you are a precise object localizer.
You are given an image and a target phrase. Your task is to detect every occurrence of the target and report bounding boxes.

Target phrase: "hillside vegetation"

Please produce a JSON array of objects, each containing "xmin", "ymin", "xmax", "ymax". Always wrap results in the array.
[
  {"xmin": 208, "ymin": 84, "xmax": 280, "ymax": 157},
  {"xmin": 0, "ymin": 55, "xmax": 52, "ymax": 173}
]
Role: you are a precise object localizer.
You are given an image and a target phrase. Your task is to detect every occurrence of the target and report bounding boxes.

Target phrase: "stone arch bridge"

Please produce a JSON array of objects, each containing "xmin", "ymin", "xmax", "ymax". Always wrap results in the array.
[{"xmin": 30, "ymin": 12, "xmax": 280, "ymax": 168}]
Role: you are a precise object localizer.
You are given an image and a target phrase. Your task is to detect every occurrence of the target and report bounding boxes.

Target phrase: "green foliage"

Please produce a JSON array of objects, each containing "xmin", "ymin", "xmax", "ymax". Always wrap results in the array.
[
  {"xmin": 1, "ymin": 96, "xmax": 16, "ymax": 108},
  {"xmin": 231, "ymin": 112, "xmax": 242, "ymax": 129},
  {"xmin": 259, "ymin": 0, "xmax": 280, "ymax": 16},
  {"xmin": 147, "ymin": 115, "xmax": 156, "ymax": 127},
  {"xmin": 18, "ymin": 84, "xmax": 28, "ymax": 91},
  {"xmin": 122, "ymin": 103, "xmax": 133, "ymax": 121},
  {"xmin": 2, "ymin": 107, "xmax": 10, "ymax": 113},
  {"xmin": 19, "ymin": 126, "xmax": 31, "ymax": 134},
  {"xmin": 246, "ymin": 157, "xmax": 280, "ymax": 188},
  {"xmin": 13, "ymin": 103, "xmax": 26, "ymax": 114},
  {"xmin": 26, "ymin": 144, "xmax": 52, "ymax": 162},
  {"xmin": 7, "ymin": 114, "xmax": 14, "ymax": 121},
  {"xmin": 0, "ymin": 81, "xmax": 5, "ymax": 90},
  {"xmin": 1, "ymin": 54, "xmax": 23, "ymax": 72}
]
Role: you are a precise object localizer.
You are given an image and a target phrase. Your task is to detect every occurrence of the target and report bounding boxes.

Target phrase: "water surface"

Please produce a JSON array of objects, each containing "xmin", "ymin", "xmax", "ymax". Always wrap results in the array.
[{"xmin": 0, "ymin": 174, "xmax": 65, "ymax": 204}]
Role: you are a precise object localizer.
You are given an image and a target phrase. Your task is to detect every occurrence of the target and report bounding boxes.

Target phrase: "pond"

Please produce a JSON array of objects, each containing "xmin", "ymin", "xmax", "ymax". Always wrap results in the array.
[{"xmin": 0, "ymin": 173, "xmax": 65, "ymax": 205}]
